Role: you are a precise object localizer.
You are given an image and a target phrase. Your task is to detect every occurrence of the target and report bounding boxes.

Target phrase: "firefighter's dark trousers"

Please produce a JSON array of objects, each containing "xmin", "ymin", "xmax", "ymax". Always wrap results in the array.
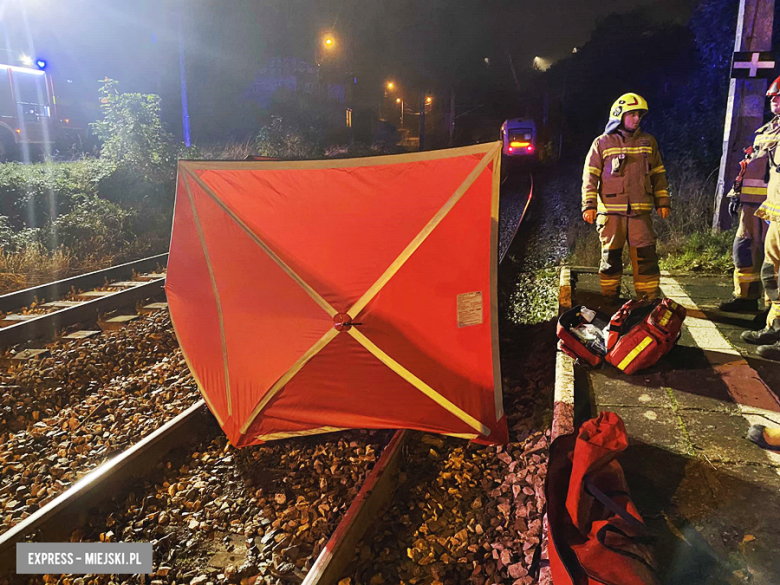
[
  {"xmin": 732, "ymin": 203, "xmax": 768, "ymax": 300},
  {"xmin": 596, "ymin": 213, "xmax": 660, "ymax": 300},
  {"xmin": 763, "ymin": 221, "xmax": 780, "ymax": 327}
]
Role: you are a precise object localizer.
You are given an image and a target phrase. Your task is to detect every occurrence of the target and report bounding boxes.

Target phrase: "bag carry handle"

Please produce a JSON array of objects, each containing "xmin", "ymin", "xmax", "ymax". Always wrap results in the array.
[
  {"xmin": 583, "ymin": 476, "xmax": 650, "ymax": 535},
  {"xmin": 595, "ymin": 523, "xmax": 658, "ymax": 573},
  {"xmin": 606, "ymin": 300, "xmax": 644, "ymax": 350}
]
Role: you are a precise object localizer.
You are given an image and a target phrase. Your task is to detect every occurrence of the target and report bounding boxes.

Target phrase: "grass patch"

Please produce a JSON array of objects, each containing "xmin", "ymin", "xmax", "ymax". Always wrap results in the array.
[
  {"xmin": 506, "ymin": 268, "xmax": 559, "ymax": 326},
  {"xmin": 658, "ymin": 228, "xmax": 734, "ymax": 273}
]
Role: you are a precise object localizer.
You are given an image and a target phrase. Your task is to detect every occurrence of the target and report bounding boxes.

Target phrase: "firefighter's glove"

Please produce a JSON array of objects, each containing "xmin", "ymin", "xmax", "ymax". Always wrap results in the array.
[
  {"xmin": 658, "ymin": 207, "xmax": 670, "ymax": 220},
  {"xmin": 728, "ymin": 196, "xmax": 741, "ymax": 218},
  {"xmin": 583, "ymin": 209, "xmax": 597, "ymax": 224}
]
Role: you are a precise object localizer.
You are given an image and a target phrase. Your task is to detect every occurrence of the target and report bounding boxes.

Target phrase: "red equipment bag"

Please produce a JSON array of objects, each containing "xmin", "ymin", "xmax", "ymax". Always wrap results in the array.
[
  {"xmin": 556, "ymin": 306, "xmax": 611, "ymax": 366},
  {"xmin": 546, "ymin": 412, "xmax": 660, "ymax": 585},
  {"xmin": 604, "ymin": 299, "xmax": 686, "ymax": 374},
  {"xmin": 557, "ymin": 299, "xmax": 686, "ymax": 374}
]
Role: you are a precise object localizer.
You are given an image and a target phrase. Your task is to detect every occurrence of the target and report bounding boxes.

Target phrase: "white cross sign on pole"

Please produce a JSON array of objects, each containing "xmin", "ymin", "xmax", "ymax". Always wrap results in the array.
[{"xmin": 732, "ymin": 51, "xmax": 776, "ymax": 78}]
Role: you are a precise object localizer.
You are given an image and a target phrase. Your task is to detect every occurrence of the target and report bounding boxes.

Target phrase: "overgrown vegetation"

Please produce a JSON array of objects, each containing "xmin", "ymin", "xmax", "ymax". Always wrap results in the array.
[{"xmin": 0, "ymin": 79, "xmax": 180, "ymax": 293}]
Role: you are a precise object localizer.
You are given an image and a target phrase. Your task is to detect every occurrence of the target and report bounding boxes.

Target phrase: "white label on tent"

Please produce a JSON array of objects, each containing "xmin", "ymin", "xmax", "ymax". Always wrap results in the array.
[{"xmin": 457, "ymin": 291, "xmax": 483, "ymax": 327}]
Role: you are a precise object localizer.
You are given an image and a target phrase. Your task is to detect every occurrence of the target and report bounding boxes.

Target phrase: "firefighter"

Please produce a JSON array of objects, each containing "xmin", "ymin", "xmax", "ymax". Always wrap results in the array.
[
  {"xmin": 739, "ymin": 75, "xmax": 780, "ymax": 360},
  {"xmin": 719, "ymin": 102, "xmax": 772, "ymax": 313},
  {"xmin": 582, "ymin": 93, "xmax": 670, "ymax": 301}
]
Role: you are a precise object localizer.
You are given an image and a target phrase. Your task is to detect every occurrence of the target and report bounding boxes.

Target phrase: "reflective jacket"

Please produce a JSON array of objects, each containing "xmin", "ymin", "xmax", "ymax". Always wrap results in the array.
[
  {"xmin": 745, "ymin": 117, "xmax": 780, "ymax": 220},
  {"xmin": 582, "ymin": 129, "xmax": 670, "ymax": 216}
]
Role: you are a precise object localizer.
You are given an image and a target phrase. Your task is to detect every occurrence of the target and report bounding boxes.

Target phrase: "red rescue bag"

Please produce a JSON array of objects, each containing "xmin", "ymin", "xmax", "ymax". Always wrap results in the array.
[
  {"xmin": 546, "ymin": 412, "xmax": 660, "ymax": 585},
  {"xmin": 604, "ymin": 299, "xmax": 686, "ymax": 374},
  {"xmin": 557, "ymin": 299, "xmax": 686, "ymax": 374}
]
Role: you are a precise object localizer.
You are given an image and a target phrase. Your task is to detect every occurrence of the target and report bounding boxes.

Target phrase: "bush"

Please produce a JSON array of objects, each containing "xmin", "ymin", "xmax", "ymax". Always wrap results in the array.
[
  {"xmin": 0, "ymin": 158, "xmax": 111, "ymax": 229},
  {"xmin": 255, "ymin": 117, "xmax": 326, "ymax": 160},
  {"xmin": 40, "ymin": 195, "xmax": 134, "ymax": 251},
  {"xmin": 91, "ymin": 79, "xmax": 178, "ymax": 182},
  {"xmin": 324, "ymin": 142, "xmax": 406, "ymax": 159}
]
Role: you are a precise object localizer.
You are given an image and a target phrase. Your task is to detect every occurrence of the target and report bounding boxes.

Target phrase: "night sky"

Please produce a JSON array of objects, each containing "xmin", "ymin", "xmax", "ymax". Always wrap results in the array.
[{"xmin": 0, "ymin": 0, "xmax": 698, "ymax": 140}]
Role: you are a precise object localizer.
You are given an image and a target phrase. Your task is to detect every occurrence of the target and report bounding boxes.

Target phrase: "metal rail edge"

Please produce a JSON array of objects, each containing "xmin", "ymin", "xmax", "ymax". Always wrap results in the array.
[
  {"xmin": 0, "ymin": 253, "xmax": 169, "ymax": 314},
  {"xmin": 499, "ymin": 173, "xmax": 534, "ymax": 265},
  {"xmin": 0, "ymin": 400, "xmax": 211, "ymax": 574},
  {"xmin": 303, "ymin": 429, "xmax": 407, "ymax": 585},
  {"xmin": 0, "ymin": 278, "xmax": 165, "ymax": 351}
]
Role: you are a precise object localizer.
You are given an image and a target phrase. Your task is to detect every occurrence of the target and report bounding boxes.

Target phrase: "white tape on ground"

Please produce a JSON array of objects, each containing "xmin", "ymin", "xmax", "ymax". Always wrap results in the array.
[{"xmin": 660, "ymin": 275, "xmax": 780, "ymax": 467}]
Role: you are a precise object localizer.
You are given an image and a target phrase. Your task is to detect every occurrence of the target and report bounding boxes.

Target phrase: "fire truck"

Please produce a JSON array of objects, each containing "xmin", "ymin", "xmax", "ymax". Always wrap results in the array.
[{"xmin": 0, "ymin": 61, "xmax": 56, "ymax": 161}]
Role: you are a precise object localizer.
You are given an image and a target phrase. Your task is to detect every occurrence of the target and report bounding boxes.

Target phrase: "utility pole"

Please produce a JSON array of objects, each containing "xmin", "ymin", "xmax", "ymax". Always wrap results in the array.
[
  {"xmin": 713, "ymin": 0, "xmax": 775, "ymax": 231},
  {"xmin": 178, "ymin": 10, "xmax": 191, "ymax": 147},
  {"xmin": 419, "ymin": 91, "xmax": 426, "ymax": 152}
]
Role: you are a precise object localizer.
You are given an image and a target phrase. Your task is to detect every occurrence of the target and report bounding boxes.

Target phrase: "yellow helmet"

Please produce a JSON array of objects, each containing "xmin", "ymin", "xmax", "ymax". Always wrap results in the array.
[{"xmin": 606, "ymin": 93, "xmax": 648, "ymax": 133}]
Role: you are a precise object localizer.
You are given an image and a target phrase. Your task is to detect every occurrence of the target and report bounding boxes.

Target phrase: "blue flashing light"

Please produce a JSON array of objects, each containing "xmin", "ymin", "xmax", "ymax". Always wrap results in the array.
[{"xmin": 36, "ymin": 59, "xmax": 46, "ymax": 70}]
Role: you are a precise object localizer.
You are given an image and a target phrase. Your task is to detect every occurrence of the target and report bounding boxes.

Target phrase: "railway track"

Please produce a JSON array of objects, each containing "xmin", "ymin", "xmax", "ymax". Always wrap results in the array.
[
  {"xmin": 499, "ymin": 171, "xmax": 534, "ymax": 265},
  {"xmin": 0, "ymin": 253, "xmax": 168, "ymax": 353},
  {"xmin": 0, "ymin": 186, "xmax": 553, "ymax": 583}
]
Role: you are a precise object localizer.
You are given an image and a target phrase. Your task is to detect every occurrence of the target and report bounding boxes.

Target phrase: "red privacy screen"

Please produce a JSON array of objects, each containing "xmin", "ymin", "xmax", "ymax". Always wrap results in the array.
[{"xmin": 166, "ymin": 143, "xmax": 507, "ymax": 446}]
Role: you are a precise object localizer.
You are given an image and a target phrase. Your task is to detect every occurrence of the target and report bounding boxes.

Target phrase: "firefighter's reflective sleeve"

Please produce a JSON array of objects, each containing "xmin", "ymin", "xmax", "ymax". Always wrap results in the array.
[
  {"xmin": 582, "ymin": 138, "xmax": 602, "ymax": 213},
  {"xmin": 648, "ymin": 137, "xmax": 670, "ymax": 210}
]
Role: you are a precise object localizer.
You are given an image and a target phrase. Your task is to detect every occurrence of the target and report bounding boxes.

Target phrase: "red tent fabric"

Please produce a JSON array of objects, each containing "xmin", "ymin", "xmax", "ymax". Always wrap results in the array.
[{"xmin": 166, "ymin": 143, "xmax": 508, "ymax": 446}]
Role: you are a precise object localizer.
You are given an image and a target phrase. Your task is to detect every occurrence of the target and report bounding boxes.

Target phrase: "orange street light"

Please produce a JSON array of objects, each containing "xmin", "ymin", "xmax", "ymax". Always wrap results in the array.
[
  {"xmin": 396, "ymin": 97, "xmax": 401, "ymax": 103},
  {"xmin": 323, "ymin": 35, "xmax": 335, "ymax": 49},
  {"xmin": 387, "ymin": 81, "xmax": 395, "ymax": 90},
  {"xmin": 426, "ymin": 96, "xmax": 433, "ymax": 104}
]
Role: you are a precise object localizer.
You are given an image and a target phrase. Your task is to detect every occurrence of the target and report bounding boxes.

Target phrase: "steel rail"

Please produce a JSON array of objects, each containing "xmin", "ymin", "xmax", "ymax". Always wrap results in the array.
[
  {"xmin": 499, "ymin": 173, "xmax": 534, "ymax": 265},
  {"xmin": 0, "ymin": 253, "xmax": 168, "ymax": 314},
  {"xmin": 0, "ymin": 400, "xmax": 212, "ymax": 573},
  {"xmin": 304, "ymin": 430, "xmax": 407, "ymax": 584},
  {"xmin": 0, "ymin": 277, "xmax": 166, "ymax": 351}
]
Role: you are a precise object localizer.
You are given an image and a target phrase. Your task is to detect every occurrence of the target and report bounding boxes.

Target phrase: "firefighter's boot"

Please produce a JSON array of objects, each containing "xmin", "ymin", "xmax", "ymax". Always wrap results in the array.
[
  {"xmin": 719, "ymin": 297, "xmax": 759, "ymax": 313},
  {"xmin": 757, "ymin": 341, "xmax": 780, "ymax": 361},
  {"xmin": 741, "ymin": 319, "xmax": 780, "ymax": 345}
]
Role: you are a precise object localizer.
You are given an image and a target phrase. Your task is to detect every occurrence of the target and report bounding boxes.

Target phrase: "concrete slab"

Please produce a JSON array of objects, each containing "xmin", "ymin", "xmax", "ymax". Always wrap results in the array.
[
  {"xmin": 0, "ymin": 314, "xmax": 36, "ymax": 326},
  {"xmin": 41, "ymin": 300, "xmax": 83, "ymax": 309},
  {"xmin": 139, "ymin": 302, "xmax": 169, "ymax": 315},
  {"xmin": 72, "ymin": 290, "xmax": 115, "ymax": 300},
  {"xmin": 60, "ymin": 330, "xmax": 102, "ymax": 341},
  {"xmin": 99, "ymin": 314, "xmax": 139, "ymax": 331},
  {"xmin": 590, "ymin": 371, "xmax": 673, "ymax": 409},
  {"xmin": 136, "ymin": 273, "xmax": 166, "ymax": 281},
  {"xmin": 605, "ymin": 404, "xmax": 692, "ymax": 455},
  {"xmin": 0, "ymin": 348, "xmax": 50, "ymax": 367},
  {"xmin": 680, "ymin": 410, "xmax": 775, "ymax": 466}
]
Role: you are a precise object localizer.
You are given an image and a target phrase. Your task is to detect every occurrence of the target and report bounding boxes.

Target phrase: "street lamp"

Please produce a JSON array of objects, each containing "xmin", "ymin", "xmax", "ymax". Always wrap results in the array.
[
  {"xmin": 425, "ymin": 96, "xmax": 432, "ymax": 104},
  {"xmin": 396, "ymin": 97, "xmax": 404, "ymax": 127},
  {"xmin": 382, "ymin": 81, "xmax": 397, "ymax": 119},
  {"xmin": 316, "ymin": 33, "xmax": 337, "ymax": 86}
]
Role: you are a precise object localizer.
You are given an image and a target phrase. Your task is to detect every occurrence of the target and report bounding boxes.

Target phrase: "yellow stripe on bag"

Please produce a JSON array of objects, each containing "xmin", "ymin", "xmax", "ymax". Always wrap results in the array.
[
  {"xmin": 617, "ymin": 336, "xmax": 654, "ymax": 371},
  {"xmin": 659, "ymin": 310, "xmax": 672, "ymax": 327}
]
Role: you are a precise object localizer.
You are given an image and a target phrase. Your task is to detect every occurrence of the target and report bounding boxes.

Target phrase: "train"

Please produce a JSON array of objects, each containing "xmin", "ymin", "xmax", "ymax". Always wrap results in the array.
[{"xmin": 500, "ymin": 118, "xmax": 537, "ymax": 158}]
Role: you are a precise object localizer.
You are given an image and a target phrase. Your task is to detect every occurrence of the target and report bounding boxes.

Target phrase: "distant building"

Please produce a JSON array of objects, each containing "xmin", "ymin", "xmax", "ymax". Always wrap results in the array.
[{"xmin": 246, "ymin": 57, "xmax": 352, "ymax": 108}]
